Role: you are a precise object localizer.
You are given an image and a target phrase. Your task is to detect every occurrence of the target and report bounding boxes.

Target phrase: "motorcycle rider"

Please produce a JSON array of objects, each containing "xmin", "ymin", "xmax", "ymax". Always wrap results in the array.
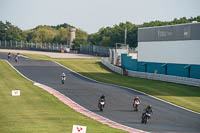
[
  {"xmin": 61, "ymin": 72, "xmax": 66, "ymax": 77},
  {"xmin": 133, "ymin": 96, "xmax": 141, "ymax": 104},
  {"xmin": 8, "ymin": 52, "xmax": 11, "ymax": 59},
  {"xmin": 61, "ymin": 72, "xmax": 66, "ymax": 84},
  {"xmin": 15, "ymin": 53, "xmax": 19, "ymax": 62},
  {"xmin": 98, "ymin": 94, "xmax": 105, "ymax": 108},
  {"xmin": 145, "ymin": 105, "xmax": 153, "ymax": 113},
  {"xmin": 142, "ymin": 105, "xmax": 153, "ymax": 119},
  {"xmin": 100, "ymin": 94, "xmax": 105, "ymax": 100},
  {"xmin": 133, "ymin": 96, "xmax": 141, "ymax": 111}
]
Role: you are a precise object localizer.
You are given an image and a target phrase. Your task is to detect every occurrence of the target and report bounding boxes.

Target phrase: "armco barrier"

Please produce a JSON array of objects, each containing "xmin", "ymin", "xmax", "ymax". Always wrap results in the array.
[
  {"xmin": 101, "ymin": 58, "xmax": 122, "ymax": 74},
  {"xmin": 101, "ymin": 57, "xmax": 200, "ymax": 87},
  {"xmin": 127, "ymin": 70, "xmax": 200, "ymax": 86}
]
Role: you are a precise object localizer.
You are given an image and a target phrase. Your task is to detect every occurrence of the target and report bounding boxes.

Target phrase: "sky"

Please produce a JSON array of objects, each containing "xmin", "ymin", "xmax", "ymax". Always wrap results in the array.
[{"xmin": 0, "ymin": 0, "xmax": 200, "ymax": 34}]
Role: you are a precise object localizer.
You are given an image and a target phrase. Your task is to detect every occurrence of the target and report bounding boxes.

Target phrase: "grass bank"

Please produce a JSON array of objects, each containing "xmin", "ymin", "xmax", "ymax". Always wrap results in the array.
[
  {"xmin": 0, "ymin": 60, "xmax": 127, "ymax": 133},
  {"xmin": 23, "ymin": 54, "xmax": 200, "ymax": 113}
]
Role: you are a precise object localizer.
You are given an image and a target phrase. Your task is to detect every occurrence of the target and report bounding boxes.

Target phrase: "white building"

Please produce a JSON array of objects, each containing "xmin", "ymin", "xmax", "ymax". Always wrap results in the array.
[{"xmin": 137, "ymin": 22, "xmax": 200, "ymax": 65}]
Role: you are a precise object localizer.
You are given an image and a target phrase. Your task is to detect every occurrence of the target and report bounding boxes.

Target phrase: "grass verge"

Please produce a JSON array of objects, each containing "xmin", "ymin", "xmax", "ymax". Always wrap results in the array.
[{"xmin": 0, "ymin": 59, "xmax": 127, "ymax": 133}]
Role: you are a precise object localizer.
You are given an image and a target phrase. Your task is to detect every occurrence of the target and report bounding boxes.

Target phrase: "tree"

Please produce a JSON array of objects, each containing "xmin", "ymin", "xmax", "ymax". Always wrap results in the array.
[
  {"xmin": 100, "ymin": 36, "xmax": 112, "ymax": 46},
  {"xmin": 1, "ymin": 16, "xmax": 199, "ymax": 48},
  {"xmin": 30, "ymin": 26, "xmax": 57, "ymax": 43},
  {"xmin": 88, "ymin": 16, "xmax": 200, "ymax": 48},
  {"xmin": 73, "ymin": 29, "xmax": 88, "ymax": 45},
  {"xmin": 0, "ymin": 21, "xmax": 25, "ymax": 41},
  {"xmin": 54, "ymin": 27, "xmax": 69, "ymax": 43},
  {"xmin": 0, "ymin": 21, "xmax": 7, "ymax": 40},
  {"xmin": 51, "ymin": 23, "xmax": 72, "ymax": 30},
  {"xmin": 72, "ymin": 29, "xmax": 88, "ymax": 50}
]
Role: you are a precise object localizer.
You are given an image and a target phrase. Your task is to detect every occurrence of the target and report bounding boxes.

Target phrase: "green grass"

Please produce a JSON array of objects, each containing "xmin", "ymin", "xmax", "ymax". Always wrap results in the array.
[
  {"xmin": 0, "ymin": 60, "xmax": 127, "ymax": 133},
  {"xmin": 23, "ymin": 54, "xmax": 200, "ymax": 113},
  {"xmin": 22, "ymin": 54, "xmax": 52, "ymax": 60}
]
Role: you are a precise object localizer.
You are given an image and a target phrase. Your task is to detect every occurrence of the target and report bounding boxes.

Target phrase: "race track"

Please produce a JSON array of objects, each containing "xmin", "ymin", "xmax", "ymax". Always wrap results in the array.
[{"xmin": 1, "ymin": 52, "xmax": 200, "ymax": 133}]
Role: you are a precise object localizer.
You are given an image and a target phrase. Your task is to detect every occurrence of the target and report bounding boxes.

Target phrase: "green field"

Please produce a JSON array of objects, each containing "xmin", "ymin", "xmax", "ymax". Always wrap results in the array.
[
  {"xmin": 23, "ymin": 54, "xmax": 200, "ymax": 113},
  {"xmin": 0, "ymin": 60, "xmax": 127, "ymax": 133}
]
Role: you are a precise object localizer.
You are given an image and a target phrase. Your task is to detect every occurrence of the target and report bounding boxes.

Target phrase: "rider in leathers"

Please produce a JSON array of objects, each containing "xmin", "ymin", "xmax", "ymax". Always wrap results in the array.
[
  {"xmin": 98, "ymin": 94, "xmax": 105, "ymax": 108},
  {"xmin": 142, "ymin": 105, "xmax": 153, "ymax": 119}
]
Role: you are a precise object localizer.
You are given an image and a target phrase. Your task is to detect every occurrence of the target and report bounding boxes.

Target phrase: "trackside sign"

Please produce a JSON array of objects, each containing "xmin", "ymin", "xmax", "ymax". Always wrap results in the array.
[
  {"xmin": 12, "ymin": 90, "xmax": 20, "ymax": 96},
  {"xmin": 72, "ymin": 125, "xmax": 87, "ymax": 133}
]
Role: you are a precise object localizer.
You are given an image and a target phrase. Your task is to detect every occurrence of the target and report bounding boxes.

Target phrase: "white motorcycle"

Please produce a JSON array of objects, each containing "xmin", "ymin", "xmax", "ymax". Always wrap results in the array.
[
  {"xmin": 61, "ymin": 76, "xmax": 66, "ymax": 84},
  {"xmin": 98, "ymin": 99, "xmax": 105, "ymax": 111}
]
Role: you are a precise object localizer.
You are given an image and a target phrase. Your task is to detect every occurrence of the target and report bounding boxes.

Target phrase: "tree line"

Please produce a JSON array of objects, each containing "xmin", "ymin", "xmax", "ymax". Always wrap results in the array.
[
  {"xmin": 0, "ymin": 22, "xmax": 88, "ymax": 46},
  {"xmin": 0, "ymin": 16, "xmax": 199, "ymax": 49},
  {"xmin": 88, "ymin": 16, "xmax": 200, "ymax": 48}
]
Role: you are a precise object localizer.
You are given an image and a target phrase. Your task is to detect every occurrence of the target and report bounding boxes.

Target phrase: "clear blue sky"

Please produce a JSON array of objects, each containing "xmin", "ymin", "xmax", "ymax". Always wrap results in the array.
[{"xmin": 0, "ymin": 0, "xmax": 200, "ymax": 34}]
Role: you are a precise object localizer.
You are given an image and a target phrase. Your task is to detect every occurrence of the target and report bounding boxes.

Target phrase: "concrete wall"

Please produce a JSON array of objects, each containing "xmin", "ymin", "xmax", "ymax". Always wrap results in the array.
[
  {"xmin": 121, "ymin": 54, "xmax": 200, "ymax": 79},
  {"xmin": 121, "ymin": 54, "xmax": 138, "ymax": 71},
  {"xmin": 109, "ymin": 48, "xmax": 128, "ymax": 65},
  {"xmin": 101, "ymin": 57, "xmax": 200, "ymax": 87}
]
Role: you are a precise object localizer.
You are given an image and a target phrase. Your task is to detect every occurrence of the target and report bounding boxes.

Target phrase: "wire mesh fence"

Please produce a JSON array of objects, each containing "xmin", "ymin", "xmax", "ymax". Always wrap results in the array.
[
  {"xmin": 0, "ymin": 40, "xmax": 110, "ymax": 56},
  {"xmin": 80, "ymin": 44, "xmax": 110, "ymax": 57},
  {"xmin": 0, "ymin": 40, "xmax": 69, "ymax": 52}
]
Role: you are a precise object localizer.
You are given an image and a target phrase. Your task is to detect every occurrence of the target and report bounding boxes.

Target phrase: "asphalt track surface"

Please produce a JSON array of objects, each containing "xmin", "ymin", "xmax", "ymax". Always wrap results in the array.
[{"xmin": 1, "ymin": 52, "xmax": 200, "ymax": 133}]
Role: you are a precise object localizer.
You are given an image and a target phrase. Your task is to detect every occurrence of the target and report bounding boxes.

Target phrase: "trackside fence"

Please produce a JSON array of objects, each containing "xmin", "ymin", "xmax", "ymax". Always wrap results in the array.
[
  {"xmin": 0, "ymin": 40, "xmax": 68, "ymax": 52},
  {"xmin": 80, "ymin": 45, "xmax": 110, "ymax": 57}
]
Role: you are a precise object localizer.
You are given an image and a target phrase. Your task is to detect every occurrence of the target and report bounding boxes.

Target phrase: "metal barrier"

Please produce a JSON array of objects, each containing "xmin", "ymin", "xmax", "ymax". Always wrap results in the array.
[
  {"xmin": 101, "ymin": 58, "xmax": 122, "ymax": 74},
  {"xmin": 80, "ymin": 45, "xmax": 110, "ymax": 57},
  {"xmin": 0, "ymin": 40, "xmax": 68, "ymax": 52}
]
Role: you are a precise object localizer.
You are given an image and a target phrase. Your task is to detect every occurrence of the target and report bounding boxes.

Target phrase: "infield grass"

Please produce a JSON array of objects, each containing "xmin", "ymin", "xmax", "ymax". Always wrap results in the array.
[{"xmin": 0, "ymin": 60, "xmax": 127, "ymax": 133}]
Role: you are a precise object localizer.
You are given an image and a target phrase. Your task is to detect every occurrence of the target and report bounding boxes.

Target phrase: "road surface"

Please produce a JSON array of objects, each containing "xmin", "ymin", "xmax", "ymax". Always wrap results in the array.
[{"xmin": 1, "ymin": 52, "xmax": 200, "ymax": 133}]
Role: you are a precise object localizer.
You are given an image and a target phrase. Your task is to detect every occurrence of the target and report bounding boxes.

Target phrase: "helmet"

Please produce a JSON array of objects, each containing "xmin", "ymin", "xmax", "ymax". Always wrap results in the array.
[
  {"xmin": 101, "ymin": 94, "xmax": 105, "ymax": 98},
  {"xmin": 148, "ymin": 105, "xmax": 152, "ymax": 108},
  {"xmin": 62, "ymin": 72, "xmax": 66, "ymax": 76},
  {"xmin": 136, "ymin": 96, "xmax": 139, "ymax": 98}
]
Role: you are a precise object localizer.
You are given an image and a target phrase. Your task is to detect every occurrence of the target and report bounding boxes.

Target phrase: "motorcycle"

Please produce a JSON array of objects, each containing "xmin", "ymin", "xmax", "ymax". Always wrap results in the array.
[
  {"xmin": 98, "ymin": 99, "xmax": 105, "ymax": 111},
  {"xmin": 15, "ymin": 56, "xmax": 19, "ymax": 62},
  {"xmin": 8, "ymin": 53, "xmax": 11, "ymax": 59},
  {"xmin": 61, "ymin": 76, "xmax": 66, "ymax": 84},
  {"xmin": 141, "ymin": 112, "xmax": 151, "ymax": 124},
  {"xmin": 133, "ymin": 100, "xmax": 140, "ymax": 111}
]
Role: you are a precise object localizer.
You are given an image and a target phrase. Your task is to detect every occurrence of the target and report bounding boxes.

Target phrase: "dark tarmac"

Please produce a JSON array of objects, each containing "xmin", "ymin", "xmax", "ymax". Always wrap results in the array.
[{"xmin": 1, "ymin": 52, "xmax": 200, "ymax": 133}]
